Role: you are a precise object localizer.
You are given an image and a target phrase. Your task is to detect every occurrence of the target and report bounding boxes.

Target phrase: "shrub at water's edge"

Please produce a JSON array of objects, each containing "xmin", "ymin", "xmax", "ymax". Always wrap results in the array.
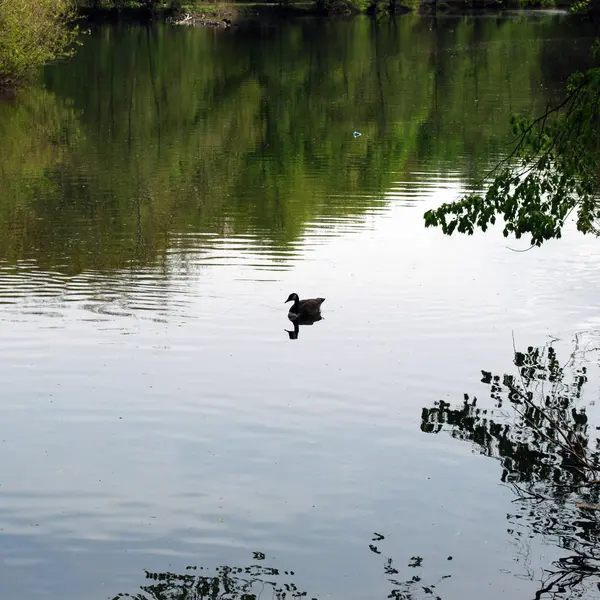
[{"xmin": 0, "ymin": 0, "xmax": 78, "ymax": 91}]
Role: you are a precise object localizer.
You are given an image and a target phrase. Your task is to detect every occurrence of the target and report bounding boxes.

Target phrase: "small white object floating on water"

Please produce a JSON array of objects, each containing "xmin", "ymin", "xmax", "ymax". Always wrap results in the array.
[{"xmin": 353, "ymin": 131, "xmax": 361, "ymax": 138}]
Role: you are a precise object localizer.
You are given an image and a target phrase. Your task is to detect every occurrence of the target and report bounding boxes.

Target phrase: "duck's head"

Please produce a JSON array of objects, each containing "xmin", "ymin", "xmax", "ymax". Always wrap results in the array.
[{"xmin": 285, "ymin": 293, "xmax": 299, "ymax": 303}]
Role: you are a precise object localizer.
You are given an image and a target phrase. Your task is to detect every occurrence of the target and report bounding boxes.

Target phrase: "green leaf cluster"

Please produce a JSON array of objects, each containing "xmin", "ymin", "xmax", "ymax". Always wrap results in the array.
[
  {"xmin": 425, "ymin": 58, "xmax": 600, "ymax": 246},
  {"xmin": 0, "ymin": 0, "xmax": 78, "ymax": 90},
  {"xmin": 77, "ymin": 0, "xmax": 178, "ymax": 10}
]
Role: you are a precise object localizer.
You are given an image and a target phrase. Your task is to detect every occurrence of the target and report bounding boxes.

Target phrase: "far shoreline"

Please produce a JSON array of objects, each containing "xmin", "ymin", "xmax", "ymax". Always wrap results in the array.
[{"xmin": 75, "ymin": 2, "xmax": 573, "ymax": 28}]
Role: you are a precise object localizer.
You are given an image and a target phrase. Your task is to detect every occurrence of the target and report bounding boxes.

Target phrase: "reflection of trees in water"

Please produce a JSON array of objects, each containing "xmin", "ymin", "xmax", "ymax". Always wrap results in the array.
[
  {"xmin": 112, "ymin": 558, "xmax": 315, "ymax": 600},
  {"xmin": 112, "ymin": 535, "xmax": 451, "ymax": 600},
  {"xmin": 421, "ymin": 333, "xmax": 600, "ymax": 599},
  {"xmin": 109, "ymin": 335, "xmax": 600, "ymax": 600},
  {"xmin": 1, "ymin": 16, "xmax": 573, "ymax": 274},
  {"xmin": 369, "ymin": 533, "xmax": 451, "ymax": 600}
]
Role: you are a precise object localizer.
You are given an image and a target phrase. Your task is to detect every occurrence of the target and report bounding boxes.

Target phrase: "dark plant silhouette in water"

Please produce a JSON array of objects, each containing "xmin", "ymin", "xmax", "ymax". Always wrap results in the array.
[
  {"xmin": 112, "ymin": 534, "xmax": 451, "ymax": 600},
  {"xmin": 421, "ymin": 334, "xmax": 600, "ymax": 599},
  {"xmin": 369, "ymin": 532, "xmax": 451, "ymax": 600},
  {"xmin": 112, "ymin": 553, "xmax": 316, "ymax": 600}
]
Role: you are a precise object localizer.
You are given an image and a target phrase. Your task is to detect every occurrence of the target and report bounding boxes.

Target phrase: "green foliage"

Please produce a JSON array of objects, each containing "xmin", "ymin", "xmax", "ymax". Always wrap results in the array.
[
  {"xmin": 570, "ymin": 0, "xmax": 600, "ymax": 14},
  {"xmin": 77, "ymin": 0, "xmax": 165, "ymax": 9},
  {"xmin": 73, "ymin": 0, "xmax": 569, "ymax": 16},
  {"xmin": 518, "ymin": 0, "xmax": 556, "ymax": 7},
  {"xmin": 76, "ymin": 0, "xmax": 371, "ymax": 13},
  {"xmin": 324, "ymin": 0, "xmax": 370, "ymax": 12},
  {"xmin": 425, "ymin": 57, "xmax": 600, "ymax": 246},
  {"xmin": 0, "ymin": 0, "xmax": 78, "ymax": 90}
]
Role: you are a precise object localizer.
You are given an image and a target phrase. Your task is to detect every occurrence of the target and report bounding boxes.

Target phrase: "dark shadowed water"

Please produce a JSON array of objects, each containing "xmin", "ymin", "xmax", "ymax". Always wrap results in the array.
[{"xmin": 1, "ymin": 12, "xmax": 600, "ymax": 600}]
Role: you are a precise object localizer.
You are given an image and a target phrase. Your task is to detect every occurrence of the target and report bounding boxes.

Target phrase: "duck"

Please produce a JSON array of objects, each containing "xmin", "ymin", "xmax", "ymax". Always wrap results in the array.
[{"xmin": 285, "ymin": 293, "xmax": 325, "ymax": 320}]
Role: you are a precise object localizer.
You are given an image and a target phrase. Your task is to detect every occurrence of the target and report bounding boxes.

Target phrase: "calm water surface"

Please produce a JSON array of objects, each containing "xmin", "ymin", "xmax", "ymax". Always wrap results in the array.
[{"xmin": 1, "ymin": 13, "xmax": 600, "ymax": 600}]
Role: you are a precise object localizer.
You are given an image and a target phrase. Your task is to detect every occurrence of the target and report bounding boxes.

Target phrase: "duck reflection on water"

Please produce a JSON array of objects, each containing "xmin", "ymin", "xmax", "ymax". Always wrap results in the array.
[{"xmin": 285, "ymin": 313, "xmax": 323, "ymax": 340}]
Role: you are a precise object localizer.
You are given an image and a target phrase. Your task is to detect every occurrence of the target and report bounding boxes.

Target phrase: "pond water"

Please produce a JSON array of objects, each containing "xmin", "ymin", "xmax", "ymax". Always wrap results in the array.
[{"xmin": 1, "ymin": 12, "xmax": 600, "ymax": 600}]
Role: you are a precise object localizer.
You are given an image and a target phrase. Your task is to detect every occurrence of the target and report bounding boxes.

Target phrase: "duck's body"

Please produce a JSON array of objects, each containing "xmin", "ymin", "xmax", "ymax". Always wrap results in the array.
[{"xmin": 285, "ymin": 293, "xmax": 325, "ymax": 320}]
